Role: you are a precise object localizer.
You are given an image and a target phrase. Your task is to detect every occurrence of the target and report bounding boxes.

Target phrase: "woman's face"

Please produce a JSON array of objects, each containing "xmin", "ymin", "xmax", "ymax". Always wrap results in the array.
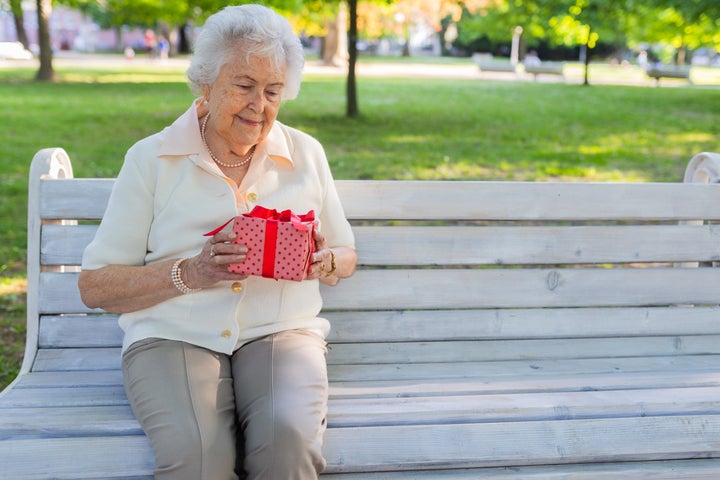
[{"xmin": 203, "ymin": 50, "xmax": 285, "ymax": 151}]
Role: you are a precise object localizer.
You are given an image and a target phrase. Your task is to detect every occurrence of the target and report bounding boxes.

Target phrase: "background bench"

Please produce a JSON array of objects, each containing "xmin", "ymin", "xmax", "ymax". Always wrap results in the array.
[
  {"xmin": 523, "ymin": 62, "xmax": 565, "ymax": 80},
  {"xmin": 3, "ymin": 147, "xmax": 720, "ymax": 478},
  {"xmin": 472, "ymin": 53, "xmax": 518, "ymax": 75},
  {"xmin": 646, "ymin": 66, "xmax": 693, "ymax": 85}
]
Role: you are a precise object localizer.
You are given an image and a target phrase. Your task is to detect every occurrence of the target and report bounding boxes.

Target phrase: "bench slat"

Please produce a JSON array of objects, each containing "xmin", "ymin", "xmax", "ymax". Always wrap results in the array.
[
  {"xmin": 5, "ymin": 386, "xmax": 719, "ymax": 436},
  {"xmin": 327, "ymin": 355, "xmax": 720, "ymax": 382},
  {"xmin": 38, "ymin": 307, "xmax": 720, "ymax": 348},
  {"xmin": 42, "ymin": 223, "xmax": 720, "ymax": 267},
  {"xmin": 328, "ymin": 386, "xmax": 720, "ymax": 427},
  {"xmin": 0, "ymin": 405, "xmax": 140, "ymax": 438},
  {"xmin": 29, "ymin": 348, "xmax": 720, "ymax": 379},
  {"xmin": 0, "ymin": 436, "xmax": 154, "ymax": 479},
  {"xmin": 28, "ymin": 340, "xmax": 720, "ymax": 373},
  {"xmin": 39, "ymin": 179, "xmax": 720, "ymax": 221},
  {"xmin": 321, "ymin": 459, "xmax": 720, "ymax": 479},
  {"xmin": 37, "ymin": 268, "xmax": 720, "ymax": 314},
  {"xmin": 10, "ymin": 367, "xmax": 720, "ymax": 402},
  {"xmin": 323, "ymin": 414, "xmax": 720, "ymax": 472},
  {"xmin": 327, "ymin": 335, "xmax": 720, "ymax": 364}
]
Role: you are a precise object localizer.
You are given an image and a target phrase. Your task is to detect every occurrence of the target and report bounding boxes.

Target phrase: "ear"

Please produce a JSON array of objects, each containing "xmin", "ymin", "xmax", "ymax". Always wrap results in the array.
[{"xmin": 200, "ymin": 85, "xmax": 211, "ymax": 103}]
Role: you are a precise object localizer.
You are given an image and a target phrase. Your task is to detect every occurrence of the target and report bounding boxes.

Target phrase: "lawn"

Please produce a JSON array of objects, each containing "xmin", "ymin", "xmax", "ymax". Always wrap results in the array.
[{"xmin": 1, "ymin": 57, "xmax": 719, "ymax": 390}]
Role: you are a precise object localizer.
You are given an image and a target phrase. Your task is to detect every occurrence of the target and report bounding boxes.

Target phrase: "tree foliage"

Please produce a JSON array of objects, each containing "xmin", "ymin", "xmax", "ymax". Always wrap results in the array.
[{"xmin": 457, "ymin": 0, "xmax": 719, "ymax": 68}]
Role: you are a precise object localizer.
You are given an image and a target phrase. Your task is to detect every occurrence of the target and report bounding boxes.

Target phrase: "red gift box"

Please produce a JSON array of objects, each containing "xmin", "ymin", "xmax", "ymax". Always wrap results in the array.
[{"xmin": 205, "ymin": 206, "xmax": 316, "ymax": 281}]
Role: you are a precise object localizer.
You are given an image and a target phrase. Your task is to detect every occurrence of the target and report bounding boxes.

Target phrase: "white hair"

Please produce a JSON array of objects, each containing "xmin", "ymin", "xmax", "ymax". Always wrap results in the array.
[{"xmin": 186, "ymin": 4, "xmax": 304, "ymax": 101}]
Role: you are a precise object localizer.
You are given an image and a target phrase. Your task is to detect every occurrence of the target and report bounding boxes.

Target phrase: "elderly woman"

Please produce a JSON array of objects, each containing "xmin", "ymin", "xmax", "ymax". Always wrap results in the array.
[{"xmin": 78, "ymin": 5, "xmax": 357, "ymax": 480}]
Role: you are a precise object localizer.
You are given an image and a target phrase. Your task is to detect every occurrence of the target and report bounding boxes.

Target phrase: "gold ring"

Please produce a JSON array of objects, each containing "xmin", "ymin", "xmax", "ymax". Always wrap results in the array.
[{"xmin": 210, "ymin": 245, "xmax": 216, "ymax": 257}]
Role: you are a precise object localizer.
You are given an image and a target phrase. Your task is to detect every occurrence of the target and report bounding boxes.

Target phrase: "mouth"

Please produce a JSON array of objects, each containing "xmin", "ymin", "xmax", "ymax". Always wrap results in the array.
[{"xmin": 239, "ymin": 117, "xmax": 262, "ymax": 127}]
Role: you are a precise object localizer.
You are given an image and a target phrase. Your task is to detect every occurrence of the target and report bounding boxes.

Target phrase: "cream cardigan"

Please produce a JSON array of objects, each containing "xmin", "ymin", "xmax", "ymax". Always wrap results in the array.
[{"xmin": 82, "ymin": 101, "xmax": 355, "ymax": 354}]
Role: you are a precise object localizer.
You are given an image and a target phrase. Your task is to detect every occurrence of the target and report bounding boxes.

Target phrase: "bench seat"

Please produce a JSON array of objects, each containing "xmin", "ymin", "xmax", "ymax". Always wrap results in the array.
[
  {"xmin": 523, "ymin": 62, "xmax": 565, "ymax": 80},
  {"xmin": 2, "ymin": 148, "xmax": 720, "ymax": 478},
  {"xmin": 646, "ymin": 66, "xmax": 693, "ymax": 85}
]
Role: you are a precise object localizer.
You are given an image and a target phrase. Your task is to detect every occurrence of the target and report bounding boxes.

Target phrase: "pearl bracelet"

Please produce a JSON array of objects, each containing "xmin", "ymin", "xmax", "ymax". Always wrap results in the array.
[{"xmin": 171, "ymin": 258, "xmax": 199, "ymax": 294}]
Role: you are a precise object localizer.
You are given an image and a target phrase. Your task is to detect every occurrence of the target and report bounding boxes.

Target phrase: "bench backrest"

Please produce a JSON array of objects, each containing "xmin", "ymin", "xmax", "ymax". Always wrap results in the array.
[{"xmin": 20, "ymin": 148, "xmax": 720, "ymax": 386}]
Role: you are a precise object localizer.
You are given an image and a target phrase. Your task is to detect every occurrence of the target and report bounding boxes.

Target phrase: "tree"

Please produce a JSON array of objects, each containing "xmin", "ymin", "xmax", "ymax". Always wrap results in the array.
[
  {"xmin": 347, "ymin": 0, "xmax": 359, "ymax": 117},
  {"xmin": 7, "ymin": 0, "xmax": 30, "ymax": 49},
  {"xmin": 35, "ymin": 0, "xmax": 55, "ymax": 81},
  {"xmin": 628, "ymin": 0, "xmax": 720, "ymax": 65}
]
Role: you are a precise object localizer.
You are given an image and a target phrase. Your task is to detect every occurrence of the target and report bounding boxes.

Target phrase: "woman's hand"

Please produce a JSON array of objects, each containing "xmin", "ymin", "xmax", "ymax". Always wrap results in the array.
[
  {"xmin": 183, "ymin": 229, "xmax": 249, "ymax": 289},
  {"xmin": 308, "ymin": 229, "xmax": 357, "ymax": 286}
]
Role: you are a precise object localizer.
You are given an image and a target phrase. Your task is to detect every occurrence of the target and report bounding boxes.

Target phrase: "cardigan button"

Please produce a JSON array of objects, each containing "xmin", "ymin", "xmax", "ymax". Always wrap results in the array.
[
  {"xmin": 231, "ymin": 282, "xmax": 244, "ymax": 293},
  {"xmin": 221, "ymin": 330, "xmax": 232, "ymax": 338},
  {"xmin": 247, "ymin": 192, "xmax": 258, "ymax": 203}
]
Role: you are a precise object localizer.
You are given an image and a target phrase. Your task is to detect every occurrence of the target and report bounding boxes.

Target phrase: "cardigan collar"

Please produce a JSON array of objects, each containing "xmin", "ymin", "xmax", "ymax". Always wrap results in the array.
[{"xmin": 157, "ymin": 98, "xmax": 294, "ymax": 169}]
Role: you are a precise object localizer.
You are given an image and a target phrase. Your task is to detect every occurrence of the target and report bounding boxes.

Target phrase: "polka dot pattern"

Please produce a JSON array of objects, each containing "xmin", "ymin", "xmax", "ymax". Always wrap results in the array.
[{"xmin": 228, "ymin": 215, "xmax": 316, "ymax": 282}]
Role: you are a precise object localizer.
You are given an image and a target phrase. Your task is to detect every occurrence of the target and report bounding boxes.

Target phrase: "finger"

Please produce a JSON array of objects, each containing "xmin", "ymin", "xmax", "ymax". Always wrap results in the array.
[
  {"xmin": 313, "ymin": 229, "xmax": 327, "ymax": 249},
  {"xmin": 213, "ymin": 229, "xmax": 237, "ymax": 243}
]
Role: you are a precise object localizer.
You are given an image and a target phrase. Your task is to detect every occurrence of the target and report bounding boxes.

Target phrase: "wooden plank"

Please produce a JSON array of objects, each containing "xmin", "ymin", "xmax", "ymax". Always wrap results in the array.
[
  {"xmin": 322, "ymin": 268, "xmax": 720, "ymax": 310},
  {"xmin": 328, "ymin": 386, "xmax": 720, "ymax": 427},
  {"xmin": 39, "ymin": 327, "xmax": 720, "ymax": 366},
  {"xmin": 334, "ymin": 181, "xmax": 720, "ymax": 221},
  {"xmin": 39, "ymin": 307, "xmax": 720, "ymax": 348},
  {"xmin": 39, "ymin": 178, "xmax": 113, "ymax": 220},
  {"xmin": 10, "ymin": 370, "xmax": 124, "ymax": 388},
  {"xmin": 329, "ymin": 370, "xmax": 720, "ymax": 399},
  {"xmin": 321, "ymin": 459, "xmax": 720, "ymax": 479},
  {"xmin": 39, "ymin": 315, "xmax": 122, "ymax": 348},
  {"xmin": 38, "ymin": 268, "xmax": 720, "ymax": 315},
  {"xmin": 0, "ymin": 385, "xmax": 129, "ymax": 408},
  {"xmin": 327, "ymin": 355, "xmax": 720, "ymax": 383},
  {"xmin": 29, "ymin": 348, "xmax": 720, "ymax": 380},
  {"xmin": 14, "ymin": 367, "xmax": 720, "ymax": 400},
  {"xmin": 321, "ymin": 415, "xmax": 720, "ymax": 472},
  {"xmin": 327, "ymin": 307, "xmax": 720, "ymax": 343},
  {"xmin": 326, "ymin": 335, "xmax": 720, "ymax": 365},
  {"xmin": 43, "ymin": 223, "xmax": 720, "ymax": 267},
  {"xmin": 41, "ymin": 224, "xmax": 97, "ymax": 266},
  {"xmin": 31, "ymin": 347, "xmax": 121, "ymax": 372},
  {"xmin": 0, "ymin": 405, "xmax": 140, "ymax": 439},
  {"xmin": 0, "ymin": 436, "xmax": 154, "ymax": 479},
  {"xmin": 40, "ymin": 178, "xmax": 720, "ymax": 222},
  {"xmin": 353, "ymin": 224, "xmax": 720, "ymax": 266}
]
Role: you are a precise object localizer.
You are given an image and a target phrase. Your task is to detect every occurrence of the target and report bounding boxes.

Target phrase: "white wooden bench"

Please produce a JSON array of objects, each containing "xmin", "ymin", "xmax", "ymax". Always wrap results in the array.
[
  {"xmin": 646, "ymin": 66, "xmax": 693, "ymax": 85},
  {"xmin": 472, "ymin": 53, "xmax": 518, "ymax": 75},
  {"xmin": 3, "ymin": 147, "xmax": 720, "ymax": 478},
  {"xmin": 523, "ymin": 62, "xmax": 565, "ymax": 81}
]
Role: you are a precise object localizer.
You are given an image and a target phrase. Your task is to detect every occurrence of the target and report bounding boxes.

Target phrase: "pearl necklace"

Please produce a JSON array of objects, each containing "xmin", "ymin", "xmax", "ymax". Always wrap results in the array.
[{"xmin": 200, "ymin": 114, "xmax": 255, "ymax": 168}]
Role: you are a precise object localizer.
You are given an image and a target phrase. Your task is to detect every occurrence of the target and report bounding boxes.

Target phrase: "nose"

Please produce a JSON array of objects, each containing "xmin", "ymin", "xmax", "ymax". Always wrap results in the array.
[{"xmin": 248, "ymin": 90, "xmax": 265, "ymax": 113}]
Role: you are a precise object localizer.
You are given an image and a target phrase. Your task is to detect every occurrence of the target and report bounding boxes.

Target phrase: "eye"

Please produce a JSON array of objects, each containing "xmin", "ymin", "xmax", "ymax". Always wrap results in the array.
[{"xmin": 266, "ymin": 90, "xmax": 281, "ymax": 101}]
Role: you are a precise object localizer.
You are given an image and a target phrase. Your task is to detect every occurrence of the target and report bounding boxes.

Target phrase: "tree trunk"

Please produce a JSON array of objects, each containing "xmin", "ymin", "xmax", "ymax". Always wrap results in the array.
[
  {"xmin": 178, "ymin": 23, "xmax": 191, "ymax": 54},
  {"xmin": 583, "ymin": 25, "xmax": 591, "ymax": 86},
  {"xmin": 35, "ymin": 0, "xmax": 55, "ymax": 82},
  {"xmin": 10, "ymin": 0, "xmax": 29, "ymax": 49},
  {"xmin": 346, "ymin": 0, "xmax": 359, "ymax": 118}
]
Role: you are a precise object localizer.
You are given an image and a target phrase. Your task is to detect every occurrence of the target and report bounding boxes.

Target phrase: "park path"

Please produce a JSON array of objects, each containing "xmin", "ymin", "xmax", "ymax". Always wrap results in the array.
[{"xmin": 3, "ymin": 51, "xmax": 698, "ymax": 87}]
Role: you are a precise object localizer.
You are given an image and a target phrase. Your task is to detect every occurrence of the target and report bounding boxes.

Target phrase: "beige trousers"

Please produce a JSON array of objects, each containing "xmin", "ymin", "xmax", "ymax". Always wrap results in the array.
[{"xmin": 121, "ymin": 329, "xmax": 329, "ymax": 480}]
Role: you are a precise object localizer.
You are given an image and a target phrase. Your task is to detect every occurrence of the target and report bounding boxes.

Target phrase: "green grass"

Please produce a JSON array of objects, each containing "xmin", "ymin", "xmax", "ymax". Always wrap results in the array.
[{"xmin": 1, "ymin": 58, "xmax": 719, "ymax": 390}]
